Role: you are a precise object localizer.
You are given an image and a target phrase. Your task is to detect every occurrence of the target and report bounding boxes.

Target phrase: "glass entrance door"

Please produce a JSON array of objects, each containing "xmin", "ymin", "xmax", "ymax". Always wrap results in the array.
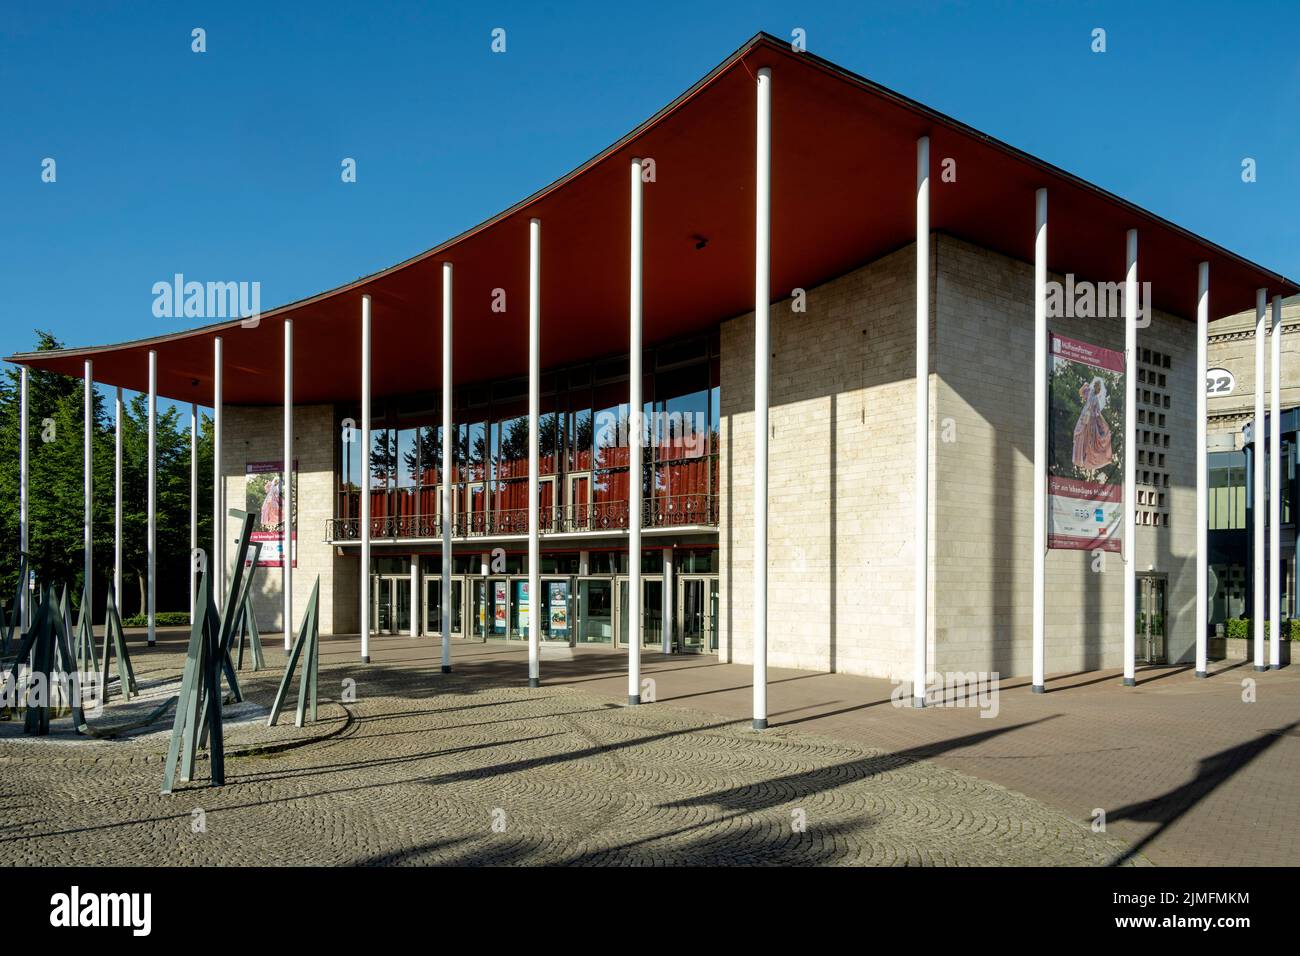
[
  {"xmin": 678, "ymin": 576, "xmax": 718, "ymax": 653},
  {"xmin": 616, "ymin": 576, "xmax": 664, "ymax": 648},
  {"xmin": 371, "ymin": 575, "xmax": 410, "ymax": 634},
  {"xmin": 393, "ymin": 577, "xmax": 410, "ymax": 634},
  {"xmin": 576, "ymin": 578, "xmax": 613, "ymax": 644},
  {"xmin": 543, "ymin": 577, "xmax": 574, "ymax": 645},
  {"xmin": 424, "ymin": 577, "xmax": 464, "ymax": 638},
  {"xmin": 471, "ymin": 578, "xmax": 490, "ymax": 640},
  {"xmin": 375, "ymin": 577, "xmax": 392, "ymax": 633},
  {"xmin": 1136, "ymin": 573, "xmax": 1167, "ymax": 664}
]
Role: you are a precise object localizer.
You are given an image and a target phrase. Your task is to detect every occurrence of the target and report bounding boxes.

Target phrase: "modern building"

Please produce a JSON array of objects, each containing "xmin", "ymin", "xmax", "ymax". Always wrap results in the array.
[
  {"xmin": 8, "ymin": 34, "xmax": 1297, "ymax": 723},
  {"xmin": 1206, "ymin": 297, "xmax": 1300, "ymax": 625}
]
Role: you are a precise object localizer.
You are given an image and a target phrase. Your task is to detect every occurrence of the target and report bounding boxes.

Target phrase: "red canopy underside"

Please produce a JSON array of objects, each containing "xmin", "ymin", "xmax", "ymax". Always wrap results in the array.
[{"xmin": 11, "ymin": 33, "xmax": 1295, "ymax": 406}]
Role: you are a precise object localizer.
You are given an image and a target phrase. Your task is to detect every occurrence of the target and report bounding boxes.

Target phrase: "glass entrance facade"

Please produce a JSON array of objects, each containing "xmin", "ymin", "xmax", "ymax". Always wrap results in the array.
[
  {"xmin": 332, "ymin": 335, "xmax": 721, "ymax": 543},
  {"xmin": 370, "ymin": 553, "xmax": 716, "ymax": 651},
  {"xmin": 576, "ymin": 579, "xmax": 613, "ymax": 644},
  {"xmin": 1207, "ymin": 413, "xmax": 1299, "ymax": 631}
]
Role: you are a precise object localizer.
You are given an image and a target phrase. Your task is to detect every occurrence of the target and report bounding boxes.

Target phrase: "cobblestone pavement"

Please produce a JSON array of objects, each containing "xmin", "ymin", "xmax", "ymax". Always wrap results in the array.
[
  {"xmin": 452, "ymin": 641, "xmax": 1300, "ymax": 867},
  {"xmin": 0, "ymin": 632, "xmax": 1137, "ymax": 866}
]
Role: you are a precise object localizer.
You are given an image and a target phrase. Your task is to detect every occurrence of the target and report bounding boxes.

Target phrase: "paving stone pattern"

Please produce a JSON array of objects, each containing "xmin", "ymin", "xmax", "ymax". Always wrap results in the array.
[{"xmin": 0, "ymin": 633, "xmax": 1137, "ymax": 866}]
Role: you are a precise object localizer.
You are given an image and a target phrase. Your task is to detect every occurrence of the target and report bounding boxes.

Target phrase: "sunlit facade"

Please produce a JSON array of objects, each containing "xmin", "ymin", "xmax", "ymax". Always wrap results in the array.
[{"xmin": 331, "ymin": 334, "xmax": 721, "ymax": 649}]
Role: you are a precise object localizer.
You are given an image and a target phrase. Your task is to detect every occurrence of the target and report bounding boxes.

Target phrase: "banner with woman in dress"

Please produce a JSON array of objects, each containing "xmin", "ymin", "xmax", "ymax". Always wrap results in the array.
[{"xmin": 1048, "ymin": 335, "xmax": 1125, "ymax": 552}]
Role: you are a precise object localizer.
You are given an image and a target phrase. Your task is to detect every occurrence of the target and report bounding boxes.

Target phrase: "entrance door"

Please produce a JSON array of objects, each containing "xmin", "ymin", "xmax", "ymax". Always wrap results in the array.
[
  {"xmin": 616, "ymin": 576, "xmax": 664, "ymax": 648},
  {"xmin": 542, "ymin": 577, "xmax": 574, "ymax": 646},
  {"xmin": 393, "ymin": 576, "xmax": 411, "ymax": 634},
  {"xmin": 678, "ymin": 576, "xmax": 718, "ymax": 653},
  {"xmin": 575, "ymin": 578, "xmax": 613, "ymax": 644},
  {"xmin": 1136, "ymin": 573, "xmax": 1167, "ymax": 664},
  {"xmin": 371, "ymin": 575, "xmax": 410, "ymax": 635},
  {"xmin": 471, "ymin": 578, "xmax": 490, "ymax": 640},
  {"xmin": 424, "ymin": 576, "xmax": 464, "ymax": 638},
  {"xmin": 375, "ymin": 577, "xmax": 392, "ymax": 633}
]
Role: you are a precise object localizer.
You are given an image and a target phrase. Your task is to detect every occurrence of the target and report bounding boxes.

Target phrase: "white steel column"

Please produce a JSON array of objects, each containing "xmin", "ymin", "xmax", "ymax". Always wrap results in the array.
[
  {"xmin": 361, "ymin": 295, "xmax": 373, "ymax": 663},
  {"xmin": 189, "ymin": 402, "xmax": 197, "ymax": 620},
  {"xmin": 752, "ymin": 65, "xmax": 771, "ymax": 730},
  {"xmin": 1122, "ymin": 231, "xmax": 1138, "ymax": 686},
  {"xmin": 629, "ymin": 158, "xmax": 644, "ymax": 705},
  {"xmin": 213, "ymin": 337, "xmax": 224, "ymax": 611},
  {"xmin": 913, "ymin": 135, "xmax": 931, "ymax": 707},
  {"xmin": 283, "ymin": 319, "xmax": 294, "ymax": 650},
  {"xmin": 1270, "ymin": 294, "xmax": 1283, "ymax": 669},
  {"xmin": 410, "ymin": 554, "xmax": 420, "ymax": 638},
  {"xmin": 1195, "ymin": 263, "xmax": 1210, "ymax": 678},
  {"xmin": 84, "ymin": 360, "xmax": 93, "ymax": 628},
  {"xmin": 147, "ymin": 351, "xmax": 157, "ymax": 646},
  {"xmin": 1253, "ymin": 288, "xmax": 1267, "ymax": 671},
  {"xmin": 441, "ymin": 261, "xmax": 453, "ymax": 672},
  {"xmin": 19, "ymin": 368, "xmax": 28, "ymax": 630},
  {"xmin": 1031, "ymin": 189, "xmax": 1048, "ymax": 694},
  {"xmin": 480, "ymin": 551, "xmax": 490, "ymax": 643},
  {"xmin": 662, "ymin": 546, "xmax": 673, "ymax": 654},
  {"xmin": 114, "ymin": 387, "xmax": 123, "ymax": 619},
  {"xmin": 527, "ymin": 218, "xmax": 542, "ymax": 688}
]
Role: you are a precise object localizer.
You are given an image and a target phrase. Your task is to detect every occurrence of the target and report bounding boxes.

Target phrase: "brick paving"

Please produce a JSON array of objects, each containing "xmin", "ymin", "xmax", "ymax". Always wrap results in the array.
[
  {"xmin": 492, "ymin": 643, "xmax": 1300, "ymax": 867},
  {"xmin": 0, "ymin": 630, "xmax": 1143, "ymax": 866}
]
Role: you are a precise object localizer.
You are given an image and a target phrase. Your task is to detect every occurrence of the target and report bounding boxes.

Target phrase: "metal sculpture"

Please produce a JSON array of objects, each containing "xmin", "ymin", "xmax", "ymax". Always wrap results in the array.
[
  {"xmin": 230, "ymin": 542, "xmax": 265, "ymax": 671},
  {"xmin": 1, "ymin": 585, "xmax": 85, "ymax": 735},
  {"xmin": 267, "ymin": 576, "xmax": 321, "ymax": 728},
  {"xmin": 160, "ymin": 510, "xmax": 255, "ymax": 794},
  {"xmin": 99, "ymin": 588, "xmax": 138, "ymax": 701},
  {"xmin": 58, "ymin": 585, "xmax": 72, "ymax": 657},
  {"xmin": 0, "ymin": 552, "xmax": 28, "ymax": 656},
  {"xmin": 74, "ymin": 585, "xmax": 95, "ymax": 672}
]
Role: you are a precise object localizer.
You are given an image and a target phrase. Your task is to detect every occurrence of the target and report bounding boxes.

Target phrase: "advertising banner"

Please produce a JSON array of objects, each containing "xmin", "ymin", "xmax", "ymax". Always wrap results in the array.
[
  {"xmin": 548, "ymin": 581, "xmax": 569, "ymax": 635},
  {"xmin": 493, "ymin": 581, "xmax": 507, "ymax": 634},
  {"xmin": 246, "ymin": 459, "xmax": 298, "ymax": 567},
  {"xmin": 1048, "ymin": 334, "xmax": 1125, "ymax": 552}
]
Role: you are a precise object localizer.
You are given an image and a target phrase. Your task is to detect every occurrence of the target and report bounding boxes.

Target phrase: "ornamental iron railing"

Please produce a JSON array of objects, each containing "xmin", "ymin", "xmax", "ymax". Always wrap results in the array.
[{"xmin": 326, "ymin": 493, "xmax": 717, "ymax": 541}]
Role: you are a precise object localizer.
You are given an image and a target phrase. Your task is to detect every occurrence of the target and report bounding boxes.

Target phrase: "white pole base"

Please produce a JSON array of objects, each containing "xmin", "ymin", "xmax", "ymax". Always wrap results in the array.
[
  {"xmin": 1122, "ymin": 677, "xmax": 1136, "ymax": 687},
  {"xmin": 1031, "ymin": 684, "xmax": 1045, "ymax": 695}
]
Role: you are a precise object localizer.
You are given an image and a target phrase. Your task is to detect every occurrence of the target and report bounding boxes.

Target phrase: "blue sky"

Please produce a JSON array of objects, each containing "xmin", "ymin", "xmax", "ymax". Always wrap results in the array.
[{"xmin": 3, "ymin": 0, "xmax": 1298, "ymax": 367}]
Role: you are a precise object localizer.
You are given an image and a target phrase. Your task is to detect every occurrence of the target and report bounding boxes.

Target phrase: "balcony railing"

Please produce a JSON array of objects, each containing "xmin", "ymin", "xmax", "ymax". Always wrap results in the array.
[{"xmin": 326, "ymin": 493, "xmax": 718, "ymax": 541}]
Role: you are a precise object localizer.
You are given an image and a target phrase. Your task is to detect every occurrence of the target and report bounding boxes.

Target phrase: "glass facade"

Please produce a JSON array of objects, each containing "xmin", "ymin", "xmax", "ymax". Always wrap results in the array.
[
  {"xmin": 332, "ymin": 333, "xmax": 720, "ymax": 540},
  {"xmin": 346, "ymin": 334, "xmax": 722, "ymax": 653},
  {"xmin": 1207, "ymin": 426, "xmax": 1298, "ymax": 627},
  {"xmin": 1208, "ymin": 450, "xmax": 1247, "ymax": 531}
]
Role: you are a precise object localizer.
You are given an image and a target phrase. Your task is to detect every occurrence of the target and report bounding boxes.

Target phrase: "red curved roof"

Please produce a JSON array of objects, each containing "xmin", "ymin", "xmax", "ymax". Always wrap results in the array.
[{"xmin": 9, "ymin": 32, "xmax": 1297, "ymax": 406}]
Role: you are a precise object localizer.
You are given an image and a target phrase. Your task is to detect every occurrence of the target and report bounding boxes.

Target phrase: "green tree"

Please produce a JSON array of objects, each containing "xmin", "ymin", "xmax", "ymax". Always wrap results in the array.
[{"xmin": 0, "ymin": 332, "xmax": 212, "ymax": 623}]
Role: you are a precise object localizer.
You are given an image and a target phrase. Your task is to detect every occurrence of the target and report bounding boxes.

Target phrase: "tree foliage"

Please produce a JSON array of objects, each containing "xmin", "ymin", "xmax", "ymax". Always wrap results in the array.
[{"xmin": 0, "ymin": 333, "xmax": 212, "ymax": 622}]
